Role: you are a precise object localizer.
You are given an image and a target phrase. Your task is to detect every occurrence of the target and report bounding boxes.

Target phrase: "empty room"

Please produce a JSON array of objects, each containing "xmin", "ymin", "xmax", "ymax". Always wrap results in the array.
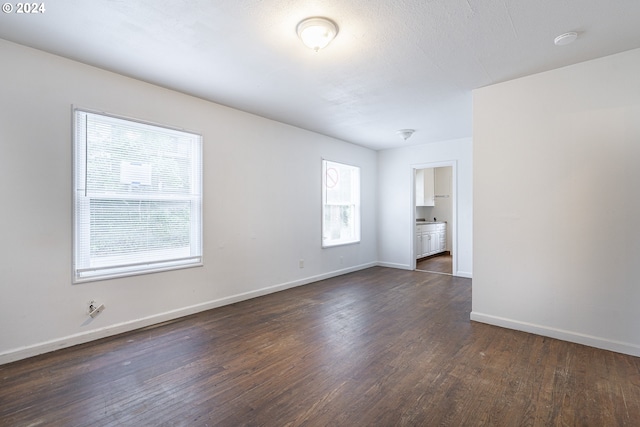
[{"xmin": 1, "ymin": 1, "xmax": 639, "ymax": 425}]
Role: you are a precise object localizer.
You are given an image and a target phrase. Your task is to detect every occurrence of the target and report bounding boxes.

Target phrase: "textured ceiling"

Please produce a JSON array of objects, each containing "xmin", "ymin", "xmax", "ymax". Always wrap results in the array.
[{"xmin": 1, "ymin": 0, "xmax": 640, "ymax": 150}]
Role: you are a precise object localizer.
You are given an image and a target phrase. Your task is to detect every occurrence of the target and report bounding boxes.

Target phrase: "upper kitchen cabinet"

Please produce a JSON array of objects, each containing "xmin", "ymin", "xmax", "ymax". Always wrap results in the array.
[
  {"xmin": 416, "ymin": 168, "xmax": 435, "ymax": 206},
  {"xmin": 434, "ymin": 166, "xmax": 451, "ymax": 198}
]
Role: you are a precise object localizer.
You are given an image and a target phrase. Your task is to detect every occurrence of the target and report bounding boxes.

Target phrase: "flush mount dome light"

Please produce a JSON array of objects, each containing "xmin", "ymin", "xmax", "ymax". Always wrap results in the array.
[
  {"xmin": 296, "ymin": 17, "xmax": 338, "ymax": 51},
  {"xmin": 554, "ymin": 32, "xmax": 578, "ymax": 46}
]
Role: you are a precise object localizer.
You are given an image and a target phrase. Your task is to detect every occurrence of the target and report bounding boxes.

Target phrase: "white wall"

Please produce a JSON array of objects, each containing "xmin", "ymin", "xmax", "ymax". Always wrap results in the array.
[
  {"xmin": 0, "ymin": 39, "xmax": 377, "ymax": 363},
  {"xmin": 377, "ymin": 139, "xmax": 473, "ymax": 277},
  {"xmin": 472, "ymin": 48, "xmax": 640, "ymax": 356}
]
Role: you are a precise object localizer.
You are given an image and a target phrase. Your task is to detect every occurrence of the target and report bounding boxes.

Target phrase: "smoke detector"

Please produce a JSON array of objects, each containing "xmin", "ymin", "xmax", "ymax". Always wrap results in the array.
[{"xmin": 554, "ymin": 32, "xmax": 578, "ymax": 46}]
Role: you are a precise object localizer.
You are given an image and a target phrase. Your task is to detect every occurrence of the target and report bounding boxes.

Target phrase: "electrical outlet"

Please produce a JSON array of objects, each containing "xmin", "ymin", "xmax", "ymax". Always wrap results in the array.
[{"xmin": 299, "ymin": 259, "xmax": 304, "ymax": 268}]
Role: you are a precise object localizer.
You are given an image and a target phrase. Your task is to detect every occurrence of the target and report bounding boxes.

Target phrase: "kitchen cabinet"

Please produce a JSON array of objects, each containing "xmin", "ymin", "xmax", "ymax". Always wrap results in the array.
[
  {"xmin": 415, "ymin": 168, "xmax": 435, "ymax": 206},
  {"xmin": 428, "ymin": 231, "xmax": 438, "ymax": 254},
  {"xmin": 416, "ymin": 222, "xmax": 447, "ymax": 259},
  {"xmin": 434, "ymin": 166, "xmax": 451, "ymax": 199},
  {"xmin": 437, "ymin": 227, "xmax": 446, "ymax": 252},
  {"xmin": 422, "ymin": 231, "xmax": 433, "ymax": 256}
]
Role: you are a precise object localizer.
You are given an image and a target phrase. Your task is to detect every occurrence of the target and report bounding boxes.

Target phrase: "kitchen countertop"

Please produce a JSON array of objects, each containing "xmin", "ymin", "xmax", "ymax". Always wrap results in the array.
[{"xmin": 416, "ymin": 220, "xmax": 446, "ymax": 224}]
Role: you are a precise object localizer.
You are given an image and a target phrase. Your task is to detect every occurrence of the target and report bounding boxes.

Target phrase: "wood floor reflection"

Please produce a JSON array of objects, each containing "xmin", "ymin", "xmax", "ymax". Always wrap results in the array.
[{"xmin": 416, "ymin": 253, "xmax": 452, "ymax": 274}]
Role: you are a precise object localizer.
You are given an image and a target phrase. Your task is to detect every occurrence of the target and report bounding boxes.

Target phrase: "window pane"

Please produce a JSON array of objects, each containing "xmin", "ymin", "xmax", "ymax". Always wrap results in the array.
[
  {"xmin": 323, "ymin": 205, "xmax": 356, "ymax": 242},
  {"xmin": 85, "ymin": 114, "xmax": 196, "ymax": 196},
  {"xmin": 322, "ymin": 160, "xmax": 360, "ymax": 247},
  {"xmin": 90, "ymin": 199, "xmax": 191, "ymax": 257}
]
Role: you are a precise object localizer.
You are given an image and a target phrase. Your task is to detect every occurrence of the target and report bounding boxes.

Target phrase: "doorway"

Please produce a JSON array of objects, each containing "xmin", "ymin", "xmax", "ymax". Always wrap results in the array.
[{"xmin": 412, "ymin": 163, "xmax": 456, "ymax": 275}]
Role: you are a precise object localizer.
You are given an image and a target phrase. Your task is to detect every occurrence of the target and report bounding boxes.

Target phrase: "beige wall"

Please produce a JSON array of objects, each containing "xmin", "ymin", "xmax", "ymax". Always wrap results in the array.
[{"xmin": 472, "ymin": 48, "xmax": 640, "ymax": 356}]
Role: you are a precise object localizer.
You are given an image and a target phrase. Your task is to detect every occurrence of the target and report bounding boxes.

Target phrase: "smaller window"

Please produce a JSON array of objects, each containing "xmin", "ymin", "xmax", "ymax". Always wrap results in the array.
[{"xmin": 322, "ymin": 160, "xmax": 361, "ymax": 247}]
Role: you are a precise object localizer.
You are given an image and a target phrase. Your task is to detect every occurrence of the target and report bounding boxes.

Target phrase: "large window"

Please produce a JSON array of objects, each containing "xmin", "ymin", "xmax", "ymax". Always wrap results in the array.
[
  {"xmin": 322, "ymin": 160, "xmax": 360, "ymax": 247},
  {"xmin": 73, "ymin": 109, "xmax": 203, "ymax": 283}
]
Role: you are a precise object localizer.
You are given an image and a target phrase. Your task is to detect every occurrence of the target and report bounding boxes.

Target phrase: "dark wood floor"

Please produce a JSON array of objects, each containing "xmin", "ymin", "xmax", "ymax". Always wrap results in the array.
[
  {"xmin": 416, "ymin": 253, "xmax": 452, "ymax": 274},
  {"xmin": 2, "ymin": 267, "xmax": 639, "ymax": 426}
]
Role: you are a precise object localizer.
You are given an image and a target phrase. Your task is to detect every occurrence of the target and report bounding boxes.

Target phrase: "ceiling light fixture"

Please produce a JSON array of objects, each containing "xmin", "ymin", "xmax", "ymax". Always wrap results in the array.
[
  {"xmin": 396, "ymin": 129, "xmax": 415, "ymax": 141},
  {"xmin": 296, "ymin": 17, "xmax": 338, "ymax": 51},
  {"xmin": 554, "ymin": 32, "xmax": 578, "ymax": 46}
]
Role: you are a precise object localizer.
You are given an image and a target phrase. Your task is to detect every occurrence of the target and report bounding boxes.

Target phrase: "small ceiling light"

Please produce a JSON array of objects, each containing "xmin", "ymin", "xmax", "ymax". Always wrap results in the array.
[
  {"xmin": 396, "ymin": 129, "xmax": 415, "ymax": 141},
  {"xmin": 554, "ymin": 32, "xmax": 578, "ymax": 46},
  {"xmin": 296, "ymin": 17, "xmax": 338, "ymax": 51}
]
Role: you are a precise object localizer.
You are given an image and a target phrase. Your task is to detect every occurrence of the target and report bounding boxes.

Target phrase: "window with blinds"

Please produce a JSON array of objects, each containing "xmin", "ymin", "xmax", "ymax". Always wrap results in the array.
[
  {"xmin": 73, "ymin": 109, "xmax": 203, "ymax": 283},
  {"xmin": 322, "ymin": 159, "xmax": 360, "ymax": 247}
]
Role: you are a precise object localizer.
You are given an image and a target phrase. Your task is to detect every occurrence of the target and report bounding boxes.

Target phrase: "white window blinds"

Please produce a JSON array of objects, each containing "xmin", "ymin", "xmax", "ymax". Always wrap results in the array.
[{"xmin": 73, "ymin": 109, "xmax": 203, "ymax": 282}]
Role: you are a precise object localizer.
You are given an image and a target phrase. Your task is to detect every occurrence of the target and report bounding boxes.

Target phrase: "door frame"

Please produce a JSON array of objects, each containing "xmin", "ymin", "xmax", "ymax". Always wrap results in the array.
[{"xmin": 411, "ymin": 160, "xmax": 458, "ymax": 275}]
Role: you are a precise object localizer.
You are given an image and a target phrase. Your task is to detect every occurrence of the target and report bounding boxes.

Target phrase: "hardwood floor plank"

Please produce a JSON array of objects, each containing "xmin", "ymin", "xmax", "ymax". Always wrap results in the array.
[
  {"xmin": 1, "ymin": 267, "xmax": 639, "ymax": 426},
  {"xmin": 416, "ymin": 253, "xmax": 452, "ymax": 274}
]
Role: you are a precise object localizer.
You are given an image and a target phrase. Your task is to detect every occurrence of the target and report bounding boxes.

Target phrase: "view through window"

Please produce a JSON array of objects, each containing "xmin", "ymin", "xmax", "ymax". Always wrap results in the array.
[
  {"xmin": 322, "ymin": 159, "xmax": 360, "ymax": 247},
  {"xmin": 73, "ymin": 109, "xmax": 203, "ymax": 282}
]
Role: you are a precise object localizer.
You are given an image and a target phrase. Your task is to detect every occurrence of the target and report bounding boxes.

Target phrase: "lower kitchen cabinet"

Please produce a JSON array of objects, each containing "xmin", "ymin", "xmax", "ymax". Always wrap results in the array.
[{"xmin": 416, "ymin": 223, "xmax": 447, "ymax": 259}]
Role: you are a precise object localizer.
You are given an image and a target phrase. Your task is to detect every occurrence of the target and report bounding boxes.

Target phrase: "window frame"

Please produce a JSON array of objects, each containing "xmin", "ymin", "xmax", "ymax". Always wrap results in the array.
[
  {"xmin": 72, "ymin": 107, "xmax": 203, "ymax": 283},
  {"xmin": 321, "ymin": 159, "xmax": 361, "ymax": 248}
]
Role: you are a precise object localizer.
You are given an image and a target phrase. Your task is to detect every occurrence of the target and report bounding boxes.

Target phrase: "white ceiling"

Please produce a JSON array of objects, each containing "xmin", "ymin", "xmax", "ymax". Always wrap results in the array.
[{"xmin": 2, "ymin": 0, "xmax": 640, "ymax": 150}]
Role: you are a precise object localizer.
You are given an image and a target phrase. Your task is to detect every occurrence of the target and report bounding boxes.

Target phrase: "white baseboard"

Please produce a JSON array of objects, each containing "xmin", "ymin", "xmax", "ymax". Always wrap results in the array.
[
  {"xmin": 376, "ymin": 262, "xmax": 413, "ymax": 270},
  {"xmin": 377, "ymin": 262, "xmax": 473, "ymax": 279},
  {"xmin": 0, "ymin": 262, "xmax": 377, "ymax": 365},
  {"xmin": 455, "ymin": 271, "xmax": 473, "ymax": 278},
  {"xmin": 470, "ymin": 312, "xmax": 640, "ymax": 358}
]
